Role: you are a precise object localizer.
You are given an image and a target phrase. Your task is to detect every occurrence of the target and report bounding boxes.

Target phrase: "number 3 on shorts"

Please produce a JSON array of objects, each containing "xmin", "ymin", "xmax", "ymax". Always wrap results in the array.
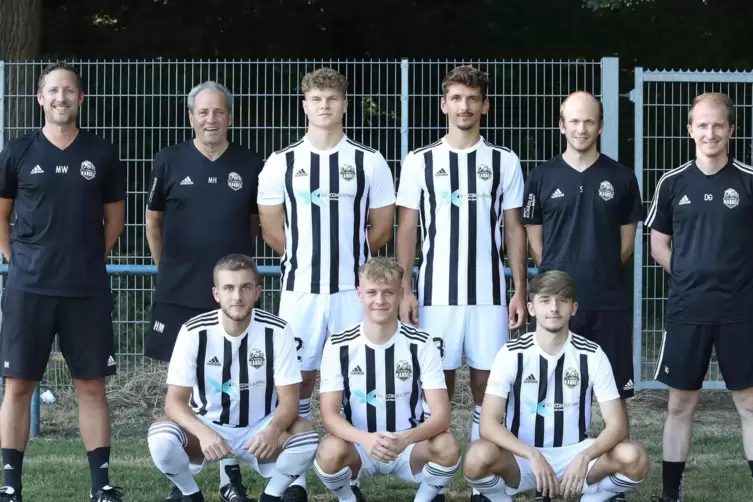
[
  {"xmin": 295, "ymin": 337, "xmax": 304, "ymax": 362},
  {"xmin": 433, "ymin": 337, "xmax": 445, "ymax": 360}
]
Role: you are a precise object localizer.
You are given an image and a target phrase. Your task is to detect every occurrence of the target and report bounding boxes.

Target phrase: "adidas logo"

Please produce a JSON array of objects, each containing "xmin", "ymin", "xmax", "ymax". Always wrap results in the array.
[
  {"xmin": 294, "ymin": 168, "xmax": 307, "ymax": 177},
  {"xmin": 678, "ymin": 195, "xmax": 690, "ymax": 205},
  {"xmin": 180, "ymin": 176, "xmax": 194, "ymax": 185},
  {"xmin": 623, "ymin": 379, "xmax": 634, "ymax": 391},
  {"xmin": 435, "ymin": 168, "xmax": 448, "ymax": 177},
  {"xmin": 107, "ymin": 356, "xmax": 116, "ymax": 367},
  {"xmin": 524, "ymin": 373, "xmax": 537, "ymax": 384},
  {"xmin": 100, "ymin": 462, "xmax": 109, "ymax": 469},
  {"xmin": 207, "ymin": 356, "xmax": 221, "ymax": 367},
  {"xmin": 551, "ymin": 188, "xmax": 564, "ymax": 199},
  {"xmin": 30, "ymin": 165, "xmax": 44, "ymax": 174},
  {"xmin": 3, "ymin": 464, "xmax": 12, "ymax": 470},
  {"xmin": 350, "ymin": 365, "xmax": 364, "ymax": 376}
]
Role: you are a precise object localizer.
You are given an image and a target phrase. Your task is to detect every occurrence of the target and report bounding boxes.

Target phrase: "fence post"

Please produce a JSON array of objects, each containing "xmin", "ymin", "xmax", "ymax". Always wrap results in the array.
[
  {"xmin": 630, "ymin": 67, "xmax": 645, "ymax": 391},
  {"xmin": 600, "ymin": 57, "xmax": 620, "ymax": 160},
  {"xmin": 400, "ymin": 58, "xmax": 409, "ymax": 162}
]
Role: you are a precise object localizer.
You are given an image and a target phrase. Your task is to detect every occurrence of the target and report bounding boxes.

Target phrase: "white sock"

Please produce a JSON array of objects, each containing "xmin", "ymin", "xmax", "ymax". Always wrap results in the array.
[
  {"xmin": 579, "ymin": 473, "xmax": 644, "ymax": 502},
  {"xmin": 465, "ymin": 474, "xmax": 513, "ymax": 502},
  {"xmin": 219, "ymin": 458, "xmax": 241, "ymax": 488},
  {"xmin": 314, "ymin": 461, "xmax": 357, "ymax": 502},
  {"xmin": 471, "ymin": 405, "xmax": 481, "ymax": 441},
  {"xmin": 299, "ymin": 398, "xmax": 313, "ymax": 421},
  {"xmin": 263, "ymin": 430, "xmax": 318, "ymax": 497},
  {"xmin": 147, "ymin": 422, "xmax": 201, "ymax": 496},
  {"xmin": 415, "ymin": 459, "xmax": 461, "ymax": 502}
]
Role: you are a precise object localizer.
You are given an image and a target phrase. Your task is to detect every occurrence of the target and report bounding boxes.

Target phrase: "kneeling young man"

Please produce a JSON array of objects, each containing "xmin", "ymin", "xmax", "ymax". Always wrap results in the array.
[
  {"xmin": 463, "ymin": 270, "xmax": 648, "ymax": 502},
  {"xmin": 147, "ymin": 254, "xmax": 318, "ymax": 502},
  {"xmin": 314, "ymin": 258, "xmax": 461, "ymax": 502}
]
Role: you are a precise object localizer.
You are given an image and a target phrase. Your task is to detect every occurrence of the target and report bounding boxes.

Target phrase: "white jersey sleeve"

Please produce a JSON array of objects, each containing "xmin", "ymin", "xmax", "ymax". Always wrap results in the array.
[
  {"xmin": 501, "ymin": 151, "xmax": 525, "ymax": 211},
  {"xmin": 485, "ymin": 346, "xmax": 516, "ymax": 399},
  {"xmin": 418, "ymin": 338, "xmax": 447, "ymax": 390},
  {"xmin": 368, "ymin": 151, "xmax": 396, "ymax": 209},
  {"xmin": 257, "ymin": 152, "xmax": 286, "ymax": 205},
  {"xmin": 318, "ymin": 340, "xmax": 344, "ymax": 393},
  {"xmin": 166, "ymin": 326, "xmax": 198, "ymax": 388},
  {"xmin": 395, "ymin": 151, "xmax": 423, "ymax": 210},
  {"xmin": 274, "ymin": 323, "xmax": 304, "ymax": 387},
  {"xmin": 591, "ymin": 347, "xmax": 621, "ymax": 403}
]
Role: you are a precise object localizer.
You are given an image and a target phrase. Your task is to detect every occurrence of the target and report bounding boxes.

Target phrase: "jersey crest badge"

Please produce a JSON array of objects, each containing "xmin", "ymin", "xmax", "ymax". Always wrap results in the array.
[
  {"xmin": 340, "ymin": 164, "xmax": 355, "ymax": 181},
  {"xmin": 723, "ymin": 188, "xmax": 740, "ymax": 209},
  {"xmin": 80, "ymin": 160, "xmax": 96, "ymax": 180},
  {"xmin": 228, "ymin": 172, "xmax": 243, "ymax": 191},
  {"xmin": 564, "ymin": 368, "xmax": 580, "ymax": 389},
  {"xmin": 248, "ymin": 348, "xmax": 265, "ymax": 369},
  {"xmin": 598, "ymin": 180, "xmax": 614, "ymax": 201},
  {"xmin": 395, "ymin": 360, "xmax": 412, "ymax": 381},
  {"xmin": 477, "ymin": 164, "xmax": 492, "ymax": 180}
]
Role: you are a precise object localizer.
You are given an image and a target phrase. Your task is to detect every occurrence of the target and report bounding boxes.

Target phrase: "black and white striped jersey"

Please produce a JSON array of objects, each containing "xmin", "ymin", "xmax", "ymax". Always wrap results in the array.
[
  {"xmin": 485, "ymin": 331, "xmax": 619, "ymax": 448},
  {"xmin": 257, "ymin": 135, "xmax": 396, "ymax": 295},
  {"xmin": 319, "ymin": 322, "xmax": 446, "ymax": 433},
  {"xmin": 166, "ymin": 309, "xmax": 302, "ymax": 427},
  {"xmin": 396, "ymin": 136, "xmax": 525, "ymax": 306}
]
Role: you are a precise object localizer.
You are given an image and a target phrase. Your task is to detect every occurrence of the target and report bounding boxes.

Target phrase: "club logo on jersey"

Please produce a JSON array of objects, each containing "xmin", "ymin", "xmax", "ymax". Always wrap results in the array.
[
  {"xmin": 564, "ymin": 368, "xmax": 580, "ymax": 389},
  {"xmin": 340, "ymin": 164, "xmax": 355, "ymax": 181},
  {"xmin": 80, "ymin": 160, "xmax": 96, "ymax": 180},
  {"xmin": 395, "ymin": 360, "xmax": 412, "ymax": 381},
  {"xmin": 228, "ymin": 172, "xmax": 243, "ymax": 191},
  {"xmin": 723, "ymin": 188, "xmax": 740, "ymax": 209},
  {"xmin": 352, "ymin": 389, "xmax": 383, "ymax": 409},
  {"xmin": 598, "ymin": 181, "xmax": 614, "ymax": 201},
  {"xmin": 477, "ymin": 164, "xmax": 492, "ymax": 180},
  {"xmin": 248, "ymin": 349, "xmax": 265, "ymax": 369}
]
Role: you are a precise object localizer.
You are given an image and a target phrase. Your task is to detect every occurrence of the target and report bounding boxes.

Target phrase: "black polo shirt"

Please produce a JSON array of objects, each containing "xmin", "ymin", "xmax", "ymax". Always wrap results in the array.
[
  {"xmin": 147, "ymin": 140, "xmax": 262, "ymax": 310},
  {"xmin": 0, "ymin": 129, "xmax": 126, "ymax": 296},
  {"xmin": 645, "ymin": 158, "xmax": 753, "ymax": 324},
  {"xmin": 522, "ymin": 154, "xmax": 644, "ymax": 310}
]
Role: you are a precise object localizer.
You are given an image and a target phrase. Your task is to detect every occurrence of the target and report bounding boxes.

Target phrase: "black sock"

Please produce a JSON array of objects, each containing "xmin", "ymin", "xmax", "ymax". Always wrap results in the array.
[
  {"xmin": 662, "ymin": 460, "xmax": 685, "ymax": 499},
  {"xmin": 749, "ymin": 460, "xmax": 753, "ymax": 480},
  {"xmin": 1, "ymin": 449, "xmax": 24, "ymax": 492},
  {"xmin": 87, "ymin": 446, "xmax": 111, "ymax": 494}
]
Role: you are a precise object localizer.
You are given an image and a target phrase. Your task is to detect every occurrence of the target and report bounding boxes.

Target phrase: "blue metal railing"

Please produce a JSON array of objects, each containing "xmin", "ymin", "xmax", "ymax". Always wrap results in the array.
[{"xmin": 0, "ymin": 263, "xmax": 537, "ymax": 437}]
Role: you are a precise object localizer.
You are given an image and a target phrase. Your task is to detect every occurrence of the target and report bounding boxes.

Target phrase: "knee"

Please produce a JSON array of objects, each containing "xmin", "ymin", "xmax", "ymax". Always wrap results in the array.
[
  {"xmin": 74, "ymin": 379, "xmax": 107, "ymax": 401},
  {"xmin": 147, "ymin": 421, "xmax": 186, "ymax": 464},
  {"xmin": 667, "ymin": 389, "xmax": 699, "ymax": 418},
  {"xmin": 613, "ymin": 442, "xmax": 649, "ymax": 480},
  {"xmin": 315, "ymin": 435, "xmax": 351, "ymax": 472},
  {"xmin": 732, "ymin": 390, "xmax": 753, "ymax": 418},
  {"xmin": 2, "ymin": 378, "xmax": 37, "ymax": 400},
  {"xmin": 428, "ymin": 432, "xmax": 460, "ymax": 466},
  {"xmin": 462, "ymin": 440, "xmax": 499, "ymax": 480},
  {"xmin": 288, "ymin": 417, "xmax": 315, "ymax": 435}
]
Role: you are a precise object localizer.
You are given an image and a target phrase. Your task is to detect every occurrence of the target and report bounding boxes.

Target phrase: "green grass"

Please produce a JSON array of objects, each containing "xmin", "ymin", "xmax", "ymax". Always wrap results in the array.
[{"xmin": 20, "ymin": 374, "xmax": 752, "ymax": 501}]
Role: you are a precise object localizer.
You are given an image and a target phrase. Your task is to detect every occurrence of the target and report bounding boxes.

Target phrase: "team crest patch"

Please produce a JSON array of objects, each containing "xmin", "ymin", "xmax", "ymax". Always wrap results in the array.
[
  {"xmin": 477, "ymin": 164, "xmax": 492, "ymax": 180},
  {"xmin": 723, "ymin": 188, "xmax": 740, "ymax": 209},
  {"xmin": 80, "ymin": 160, "xmax": 96, "ymax": 180},
  {"xmin": 395, "ymin": 361, "xmax": 412, "ymax": 381},
  {"xmin": 228, "ymin": 172, "xmax": 243, "ymax": 191},
  {"xmin": 598, "ymin": 180, "xmax": 614, "ymax": 201},
  {"xmin": 564, "ymin": 368, "xmax": 580, "ymax": 389},
  {"xmin": 340, "ymin": 164, "xmax": 355, "ymax": 181},
  {"xmin": 248, "ymin": 348, "xmax": 265, "ymax": 369}
]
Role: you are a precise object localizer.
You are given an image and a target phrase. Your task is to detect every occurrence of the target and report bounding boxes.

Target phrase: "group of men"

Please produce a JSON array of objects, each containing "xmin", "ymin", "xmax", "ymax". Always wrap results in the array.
[{"xmin": 0, "ymin": 60, "xmax": 749, "ymax": 502}]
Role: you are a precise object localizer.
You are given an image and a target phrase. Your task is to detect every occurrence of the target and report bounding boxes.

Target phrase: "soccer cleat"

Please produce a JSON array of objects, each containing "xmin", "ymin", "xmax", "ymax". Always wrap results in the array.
[
  {"xmin": 219, "ymin": 482, "xmax": 255, "ymax": 502},
  {"xmin": 430, "ymin": 494, "xmax": 445, "ymax": 502},
  {"xmin": 181, "ymin": 492, "xmax": 204, "ymax": 502},
  {"xmin": 470, "ymin": 494, "xmax": 490, "ymax": 502},
  {"xmin": 165, "ymin": 486, "xmax": 183, "ymax": 501},
  {"xmin": 651, "ymin": 497, "xmax": 680, "ymax": 502},
  {"xmin": 90, "ymin": 485, "xmax": 124, "ymax": 502},
  {"xmin": 351, "ymin": 485, "xmax": 367, "ymax": 502},
  {"xmin": 281, "ymin": 485, "xmax": 307, "ymax": 502},
  {"xmin": 532, "ymin": 494, "xmax": 551, "ymax": 502},
  {"xmin": 609, "ymin": 494, "xmax": 627, "ymax": 501},
  {"xmin": 0, "ymin": 486, "xmax": 21, "ymax": 502}
]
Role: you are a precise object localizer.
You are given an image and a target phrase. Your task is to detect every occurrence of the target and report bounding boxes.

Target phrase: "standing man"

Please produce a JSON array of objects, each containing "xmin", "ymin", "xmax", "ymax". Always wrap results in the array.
[
  {"xmin": 145, "ymin": 80, "xmax": 262, "ymax": 501},
  {"xmin": 257, "ymin": 67, "xmax": 396, "ymax": 501},
  {"xmin": 0, "ymin": 62, "xmax": 126, "ymax": 502},
  {"xmin": 395, "ymin": 65, "xmax": 528, "ymax": 453},
  {"xmin": 646, "ymin": 92, "xmax": 753, "ymax": 502}
]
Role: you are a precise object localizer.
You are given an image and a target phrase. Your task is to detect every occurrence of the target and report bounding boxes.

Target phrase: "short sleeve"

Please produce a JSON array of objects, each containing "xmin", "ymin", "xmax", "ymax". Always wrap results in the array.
[
  {"xmin": 248, "ymin": 153, "xmax": 263, "ymax": 215},
  {"xmin": 591, "ymin": 348, "xmax": 620, "ymax": 403},
  {"xmin": 395, "ymin": 151, "xmax": 424, "ymax": 210},
  {"xmin": 147, "ymin": 152, "xmax": 166, "ymax": 211},
  {"xmin": 620, "ymin": 173, "xmax": 645, "ymax": 225},
  {"xmin": 367, "ymin": 152, "xmax": 396, "ymax": 209},
  {"xmin": 521, "ymin": 168, "xmax": 542, "ymax": 224},
  {"xmin": 102, "ymin": 145, "xmax": 126, "ymax": 204},
  {"xmin": 418, "ymin": 339, "xmax": 447, "ymax": 390},
  {"xmin": 273, "ymin": 324, "xmax": 303, "ymax": 387},
  {"xmin": 644, "ymin": 174, "xmax": 673, "ymax": 235},
  {"xmin": 501, "ymin": 151, "xmax": 525, "ymax": 211},
  {"xmin": 0, "ymin": 144, "xmax": 18, "ymax": 199},
  {"xmin": 318, "ymin": 341, "xmax": 344, "ymax": 393},
  {"xmin": 485, "ymin": 346, "xmax": 516, "ymax": 398},
  {"xmin": 166, "ymin": 326, "xmax": 198, "ymax": 388},
  {"xmin": 257, "ymin": 152, "xmax": 286, "ymax": 206}
]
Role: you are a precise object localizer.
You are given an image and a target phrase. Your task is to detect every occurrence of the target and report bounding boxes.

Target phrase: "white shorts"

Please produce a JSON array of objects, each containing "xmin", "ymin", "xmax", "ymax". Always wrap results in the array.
[
  {"xmin": 354, "ymin": 442, "xmax": 418, "ymax": 483},
  {"xmin": 418, "ymin": 305, "xmax": 509, "ymax": 370},
  {"xmin": 278, "ymin": 290, "xmax": 363, "ymax": 371},
  {"xmin": 188, "ymin": 414, "xmax": 276, "ymax": 478},
  {"xmin": 507, "ymin": 439, "xmax": 600, "ymax": 496}
]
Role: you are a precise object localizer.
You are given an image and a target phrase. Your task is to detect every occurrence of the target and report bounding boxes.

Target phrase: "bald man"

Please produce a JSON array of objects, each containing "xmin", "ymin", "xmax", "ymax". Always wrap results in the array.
[{"xmin": 521, "ymin": 92, "xmax": 643, "ymax": 484}]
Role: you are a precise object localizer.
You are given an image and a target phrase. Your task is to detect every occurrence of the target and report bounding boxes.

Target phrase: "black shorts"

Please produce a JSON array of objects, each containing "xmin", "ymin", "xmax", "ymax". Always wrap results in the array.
[
  {"xmin": 569, "ymin": 309, "xmax": 634, "ymax": 399},
  {"xmin": 144, "ymin": 302, "xmax": 212, "ymax": 362},
  {"xmin": 0, "ymin": 289, "xmax": 116, "ymax": 381},
  {"xmin": 656, "ymin": 321, "xmax": 753, "ymax": 391}
]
